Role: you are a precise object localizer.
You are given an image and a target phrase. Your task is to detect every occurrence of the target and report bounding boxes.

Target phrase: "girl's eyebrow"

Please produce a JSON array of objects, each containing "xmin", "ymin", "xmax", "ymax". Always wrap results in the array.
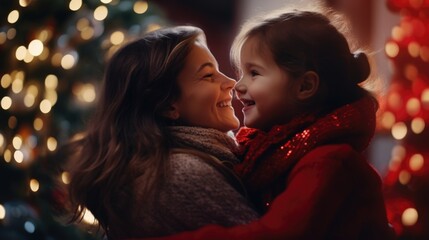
[{"xmin": 244, "ymin": 62, "xmax": 263, "ymax": 69}]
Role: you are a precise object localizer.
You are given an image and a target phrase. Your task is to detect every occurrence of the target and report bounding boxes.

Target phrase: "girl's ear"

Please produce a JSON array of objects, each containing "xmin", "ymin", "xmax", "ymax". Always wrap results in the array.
[
  {"xmin": 163, "ymin": 103, "xmax": 180, "ymax": 120},
  {"xmin": 296, "ymin": 71, "xmax": 319, "ymax": 100}
]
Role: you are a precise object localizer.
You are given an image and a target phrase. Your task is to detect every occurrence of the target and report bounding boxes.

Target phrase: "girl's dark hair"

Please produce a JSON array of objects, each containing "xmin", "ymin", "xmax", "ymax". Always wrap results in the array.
[
  {"xmin": 67, "ymin": 26, "xmax": 205, "ymax": 235},
  {"xmin": 231, "ymin": 7, "xmax": 375, "ymax": 113}
]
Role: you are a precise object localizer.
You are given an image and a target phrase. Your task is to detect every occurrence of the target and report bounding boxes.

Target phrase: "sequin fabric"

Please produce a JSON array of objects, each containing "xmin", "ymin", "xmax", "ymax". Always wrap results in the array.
[{"xmin": 234, "ymin": 96, "xmax": 378, "ymax": 193}]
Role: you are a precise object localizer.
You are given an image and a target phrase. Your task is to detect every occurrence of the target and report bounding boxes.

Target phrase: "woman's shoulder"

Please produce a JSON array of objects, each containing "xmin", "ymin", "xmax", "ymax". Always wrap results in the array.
[{"xmin": 168, "ymin": 152, "xmax": 224, "ymax": 182}]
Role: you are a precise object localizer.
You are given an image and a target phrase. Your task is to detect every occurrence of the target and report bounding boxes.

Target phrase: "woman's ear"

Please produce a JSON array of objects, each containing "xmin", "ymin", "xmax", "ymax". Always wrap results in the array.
[
  {"xmin": 163, "ymin": 104, "xmax": 180, "ymax": 120},
  {"xmin": 296, "ymin": 71, "xmax": 319, "ymax": 100}
]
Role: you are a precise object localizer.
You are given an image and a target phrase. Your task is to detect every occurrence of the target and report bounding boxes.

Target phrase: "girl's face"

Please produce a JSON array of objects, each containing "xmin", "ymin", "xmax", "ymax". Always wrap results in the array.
[
  {"xmin": 172, "ymin": 40, "xmax": 240, "ymax": 132},
  {"xmin": 235, "ymin": 37, "xmax": 301, "ymax": 131}
]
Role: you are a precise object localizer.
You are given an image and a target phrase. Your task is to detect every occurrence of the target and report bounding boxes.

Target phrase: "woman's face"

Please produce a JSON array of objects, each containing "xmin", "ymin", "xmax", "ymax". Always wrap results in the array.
[{"xmin": 171, "ymin": 40, "xmax": 239, "ymax": 132}]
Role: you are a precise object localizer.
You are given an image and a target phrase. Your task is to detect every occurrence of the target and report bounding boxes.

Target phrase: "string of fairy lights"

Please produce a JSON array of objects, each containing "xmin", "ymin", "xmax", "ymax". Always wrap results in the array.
[
  {"xmin": 0, "ymin": 0, "xmax": 164, "ymax": 229},
  {"xmin": 379, "ymin": 0, "xmax": 429, "ymax": 235}
]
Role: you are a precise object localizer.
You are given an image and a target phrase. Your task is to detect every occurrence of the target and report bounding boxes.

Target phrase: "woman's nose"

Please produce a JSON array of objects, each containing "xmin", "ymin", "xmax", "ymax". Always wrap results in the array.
[{"xmin": 220, "ymin": 74, "xmax": 236, "ymax": 90}]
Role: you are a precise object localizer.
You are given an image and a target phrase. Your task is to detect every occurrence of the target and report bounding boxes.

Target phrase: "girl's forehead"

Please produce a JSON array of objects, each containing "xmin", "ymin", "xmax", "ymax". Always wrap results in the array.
[{"xmin": 241, "ymin": 37, "xmax": 272, "ymax": 60}]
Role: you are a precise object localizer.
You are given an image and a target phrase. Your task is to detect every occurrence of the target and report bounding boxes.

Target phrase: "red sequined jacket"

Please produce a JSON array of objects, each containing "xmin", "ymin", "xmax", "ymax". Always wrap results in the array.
[{"xmin": 132, "ymin": 96, "xmax": 396, "ymax": 240}]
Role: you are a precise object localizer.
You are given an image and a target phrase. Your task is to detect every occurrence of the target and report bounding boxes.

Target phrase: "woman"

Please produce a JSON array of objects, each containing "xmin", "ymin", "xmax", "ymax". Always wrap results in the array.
[{"xmin": 67, "ymin": 26, "xmax": 258, "ymax": 239}]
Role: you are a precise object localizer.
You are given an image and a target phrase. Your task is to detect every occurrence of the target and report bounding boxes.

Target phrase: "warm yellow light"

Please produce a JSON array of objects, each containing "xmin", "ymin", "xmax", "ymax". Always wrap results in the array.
[
  {"xmin": 388, "ymin": 92, "xmax": 402, "ymax": 109},
  {"xmin": 402, "ymin": 208, "xmax": 418, "ymax": 226},
  {"xmin": 14, "ymin": 150, "xmax": 24, "ymax": 163},
  {"xmin": 62, "ymin": 171, "xmax": 70, "ymax": 184},
  {"xmin": 11, "ymin": 78, "xmax": 24, "ymax": 94},
  {"xmin": 422, "ymin": 88, "xmax": 429, "ymax": 107},
  {"xmin": 38, "ymin": 29, "xmax": 52, "ymax": 42},
  {"xmin": 12, "ymin": 135, "xmax": 23, "ymax": 149},
  {"xmin": 81, "ymin": 27, "xmax": 95, "ymax": 40},
  {"xmin": 134, "ymin": 1, "xmax": 148, "ymax": 14},
  {"xmin": 27, "ymin": 84, "xmax": 39, "ymax": 97},
  {"xmin": 69, "ymin": 0, "xmax": 82, "ymax": 11},
  {"xmin": 40, "ymin": 99, "xmax": 52, "ymax": 113},
  {"xmin": 398, "ymin": 170, "xmax": 411, "ymax": 185},
  {"xmin": 28, "ymin": 39, "xmax": 44, "ymax": 56},
  {"xmin": 45, "ymin": 90, "xmax": 58, "ymax": 106},
  {"xmin": 47, "ymin": 137, "xmax": 57, "ymax": 151},
  {"xmin": 408, "ymin": 42, "xmax": 420, "ymax": 58},
  {"xmin": 392, "ymin": 122, "xmax": 407, "ymax": 140},
  {"xmin": 94, "ymin": 6, "xmax": 108, "ymax": 21},
  {"xmin": 74, "ymin": 83, "xmax": 97, "ymax": 103},
  {"xmin": 110, "ymin": 31, "xmax": 125, "ymax": 45},
  {"xmin": 15, "ymin": 46, "xmax": 27, "ymax": 60},
  {"xmin": 51, "ymin": 52, "xmax": 63, "ymax": 67},
  {"xmin": 34, "ymin": 118, "xmax": 43, "ymax": 131},
  {"xmin": 1, "ymin": 74, "xmax": 12, "ymax": 88},
  {"xmin": 24, "ymin": 94, "xmax": 35, "ymax": 107},
  {"xmin": 411, "ymin": 117, "xmax": 425, "ymax": 134},
  {"xmin": 19, "ymin": 0, "xmax": 31, "ymax": 7},
  {"xmin": 76, "ymin": 18, "xmax": 89, "ymax": 31},
  {"xmin": 61, "ymin": 54, "xmax": 76, "ymax": 69},
  {"xmin": 83, "ymin": 84, "xmax": 96, "ymax": 102},
  {"xmin": 30, "ymin": 179, "xmax": 39, "ymax": 192},
  {"xmin": 406, "ymin": 98, "xmax": 420, "ymax": 116},
  {"xmin": 0, "ymin": 133, "xmax": 4, "ymax": 147},
  {"xmin": 23, "ymin": 51, "xmax": 34, "ymax": 63},
  {"xmin": 404, "ymin": 64, "xmax": 418, "ymax": 81},
  {"xmin": 4, "ymin": 149, "xmax": 12, "ymax": 162},
  {"xmin": 0, "ymin": 204, "xmax": 5, "ymax": 219},
  {"xmin": 380, "ymin": 111, "xmax": 396, "ymax": 129},
  {"xmin": 409, "ymin": 154, "xmax": 424, "ymax": 171},
  {"xmin": 45, "ymin": 74, "xmax": 58, "ymax": 89},
  {"xmin": 1, "ymin": 96, "xmax": 12, "ymax": 110},
  {"xmin": 100, "ymin": 0, "xmax": 112, "ymax": 3},
  {"xmin": 421, "ymin": 46, "xmax": 429, "ymax": 62},
  {"xmin": 385, "ymin": 41, "xmax": 399, "ymax": 58},
  {"xmin": 8, "ymin": 10, "xmax": 20, "ymax": 24},
  {"xmin": 391, "ymin": 26, "xmax": 403, "ymax": 41},
  {"xmin": 81, "ymin": 208, "xmax": 98, "ymax": 225}
]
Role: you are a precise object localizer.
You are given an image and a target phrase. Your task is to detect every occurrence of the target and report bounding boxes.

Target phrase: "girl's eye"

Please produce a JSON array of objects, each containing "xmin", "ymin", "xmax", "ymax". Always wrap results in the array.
[{"xmin": 250, "ymin": 70, "xmax": 259, "ymax": 77}]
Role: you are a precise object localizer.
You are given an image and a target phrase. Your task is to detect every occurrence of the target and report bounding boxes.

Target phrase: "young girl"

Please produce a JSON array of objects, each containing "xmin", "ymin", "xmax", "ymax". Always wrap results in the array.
[
  {"xmin": 137, "ymin": 7, "xmax": 396, "ymax": 240},
  {"xmin": 67, "ymin": 26, "xmax": 258, "ymax": 239}
]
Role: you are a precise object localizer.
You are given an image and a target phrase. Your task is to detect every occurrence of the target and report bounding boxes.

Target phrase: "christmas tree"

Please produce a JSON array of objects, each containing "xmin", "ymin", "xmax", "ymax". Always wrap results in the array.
[
  {"xmin": 380, "ymin": 0, "xmax": 429, "ymax": 239},
  {"xmin": 0, "ymin": 0, "xmax": 167, "ymax": 239}
]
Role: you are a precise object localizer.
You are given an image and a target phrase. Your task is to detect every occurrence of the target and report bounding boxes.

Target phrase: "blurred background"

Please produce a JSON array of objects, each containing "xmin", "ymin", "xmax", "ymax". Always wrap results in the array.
[{"xmin": 0, "ymin": 0, "xmax": 428, "ymax": 239}]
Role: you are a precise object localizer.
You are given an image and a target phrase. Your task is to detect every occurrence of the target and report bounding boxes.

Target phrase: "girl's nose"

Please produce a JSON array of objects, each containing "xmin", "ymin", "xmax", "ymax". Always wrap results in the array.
[{"xmin": 234, "ymin": 78, "xmax": 246, "ymax": 94}]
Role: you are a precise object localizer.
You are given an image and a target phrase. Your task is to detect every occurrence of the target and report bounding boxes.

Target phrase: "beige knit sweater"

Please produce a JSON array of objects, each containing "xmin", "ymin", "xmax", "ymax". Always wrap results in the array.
[{"xmin": 111, "ymin": 126, "xmax": 259, "ymax": 238}]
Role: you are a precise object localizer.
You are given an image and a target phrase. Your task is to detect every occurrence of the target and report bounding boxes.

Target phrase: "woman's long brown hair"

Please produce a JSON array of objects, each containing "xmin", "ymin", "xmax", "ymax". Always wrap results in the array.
[{"xmin": 67, "ymin": 26, "xmax": 205, "ymax": 235}]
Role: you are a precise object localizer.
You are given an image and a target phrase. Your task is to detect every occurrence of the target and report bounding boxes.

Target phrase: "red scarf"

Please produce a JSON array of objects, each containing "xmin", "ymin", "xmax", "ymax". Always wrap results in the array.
[{"xmin": 234, "ymin": 96, "xmax": 378, "ymax": 192}]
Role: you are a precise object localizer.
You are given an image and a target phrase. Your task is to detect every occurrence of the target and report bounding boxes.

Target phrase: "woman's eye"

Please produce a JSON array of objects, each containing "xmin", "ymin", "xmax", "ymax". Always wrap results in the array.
[{"xmin": 202, "ymin": 73, "xmax": 214, "ymax": 81}]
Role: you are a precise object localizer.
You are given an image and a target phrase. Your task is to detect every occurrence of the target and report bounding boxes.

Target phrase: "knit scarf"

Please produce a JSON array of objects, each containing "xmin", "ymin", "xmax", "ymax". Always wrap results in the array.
[
  {"xmin": 234, "ymin": 96, "xmax": 378, "ymax": 192},
  {"xmin": 169, "ymin": 126, "xmax": 240, "ymax": 167}
]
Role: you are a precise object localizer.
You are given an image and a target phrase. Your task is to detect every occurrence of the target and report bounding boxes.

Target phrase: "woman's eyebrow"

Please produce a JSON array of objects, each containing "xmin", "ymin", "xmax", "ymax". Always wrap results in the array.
[{"xmin": 196, "ymin": 62, "xmax": 215, "ymax": 73}]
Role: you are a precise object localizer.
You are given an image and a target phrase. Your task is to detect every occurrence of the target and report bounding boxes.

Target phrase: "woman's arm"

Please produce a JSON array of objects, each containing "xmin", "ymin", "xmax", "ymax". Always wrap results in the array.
[{"xmin": 155, "ymin": 153, "xmax": 259, "ymax": 230}]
